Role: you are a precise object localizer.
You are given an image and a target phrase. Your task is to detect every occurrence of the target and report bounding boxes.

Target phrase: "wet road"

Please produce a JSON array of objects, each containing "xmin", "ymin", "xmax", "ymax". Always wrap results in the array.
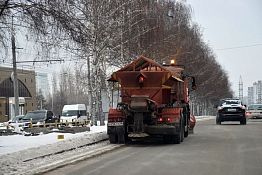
[{"xmin": 45, "ymin": 119, "xmax": 262, "ymax": 175}]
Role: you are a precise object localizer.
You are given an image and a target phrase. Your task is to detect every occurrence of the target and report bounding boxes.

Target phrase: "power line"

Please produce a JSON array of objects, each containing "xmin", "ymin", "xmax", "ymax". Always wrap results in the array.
[{"xmin": 216, "ymin": 43, "xmax": 262, "ymax": 51}]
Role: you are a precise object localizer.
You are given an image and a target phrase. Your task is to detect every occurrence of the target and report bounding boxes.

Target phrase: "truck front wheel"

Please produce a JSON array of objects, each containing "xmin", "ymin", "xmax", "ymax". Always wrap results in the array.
[{"xmin": 184, "ymin": 118, "xmax": 189, "ymax": 138}]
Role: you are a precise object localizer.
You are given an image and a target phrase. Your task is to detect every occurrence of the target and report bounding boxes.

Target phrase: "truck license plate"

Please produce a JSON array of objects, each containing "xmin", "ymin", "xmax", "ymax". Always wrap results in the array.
[{"xmin": 107, "ymin": 122, "xmax": 124, "ymax": 126}]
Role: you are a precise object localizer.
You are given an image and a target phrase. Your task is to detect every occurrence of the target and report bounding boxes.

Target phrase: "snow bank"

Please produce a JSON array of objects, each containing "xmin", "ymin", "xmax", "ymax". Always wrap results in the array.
[
  {"xmin": 0, "ymin": 125, "xmax": 107, "ymax": 156},
  {"xmin": 195, "ymin": 116, "xmax": 215, "ymax": 121},
  {"xmin": 0, "ymin": 125, "xmax": 108, "ymax": 175}
]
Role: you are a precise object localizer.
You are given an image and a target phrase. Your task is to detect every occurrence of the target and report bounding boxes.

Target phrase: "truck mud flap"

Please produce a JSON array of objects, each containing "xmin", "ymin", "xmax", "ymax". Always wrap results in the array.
[
  {"xmin": 108, "ymin": 126, "xmax": 127, "ymax": 144},
  {"xmin": 144, "ymin": 124, "xmax": 179, "ymax": 135}
]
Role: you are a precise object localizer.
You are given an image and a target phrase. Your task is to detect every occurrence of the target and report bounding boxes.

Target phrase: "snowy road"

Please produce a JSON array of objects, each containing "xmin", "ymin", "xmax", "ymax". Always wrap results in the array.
[{"xmin": 45, "ymin": 119, "xmax": 262, "ymax": 175}]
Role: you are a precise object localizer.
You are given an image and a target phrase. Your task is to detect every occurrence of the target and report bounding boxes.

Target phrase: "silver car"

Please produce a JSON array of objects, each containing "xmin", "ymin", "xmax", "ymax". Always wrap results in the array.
[{"xmin": 246, "ymin": 104, "xmax": 262, "ymax": 119}]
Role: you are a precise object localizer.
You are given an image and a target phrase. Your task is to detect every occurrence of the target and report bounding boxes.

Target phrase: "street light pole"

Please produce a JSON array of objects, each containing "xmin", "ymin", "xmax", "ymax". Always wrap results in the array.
[{"xmin": 11, "ymin": 16, "xmax": 19, "ymax": 119}]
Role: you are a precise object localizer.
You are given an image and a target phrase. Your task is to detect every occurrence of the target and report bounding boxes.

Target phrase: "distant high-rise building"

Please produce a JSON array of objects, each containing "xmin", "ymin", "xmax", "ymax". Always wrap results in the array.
[
  {"xmin": 36, "ymin": 73, "xmax": 49, "ymax": 98},
  {"xmin": 242, "ymin": 96, "xmax": 248, "ymax": 105},
  {"xmin": 247, "ymin": 81, "xmax": 262, "ymax": 105},
  {"xmin": 257, "ymin": 81, "xmax": 262, "ymax": 103},
  {"xmin": 248, "ymin": 87, "xmax": 254, "ymax": 105},
  {"xmin": 253, "ymin": 82, "xmax": 258, "ymax": 103},
  {"xmin": 239, "ymin": 76, "xmax": 243, "ymax": 101}
]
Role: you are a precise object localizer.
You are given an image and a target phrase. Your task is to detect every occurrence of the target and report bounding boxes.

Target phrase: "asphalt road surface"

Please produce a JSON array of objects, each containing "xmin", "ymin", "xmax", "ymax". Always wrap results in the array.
[{"xmin": 45, "ymin": 119, "xmax": 262, "ymax": 175}]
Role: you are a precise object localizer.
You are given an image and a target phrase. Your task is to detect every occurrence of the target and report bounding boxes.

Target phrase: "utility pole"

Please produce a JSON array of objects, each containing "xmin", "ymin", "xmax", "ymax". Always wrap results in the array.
[{"xmin": 11, "ymin": 16, "xmax": 19, "ymax": 118}]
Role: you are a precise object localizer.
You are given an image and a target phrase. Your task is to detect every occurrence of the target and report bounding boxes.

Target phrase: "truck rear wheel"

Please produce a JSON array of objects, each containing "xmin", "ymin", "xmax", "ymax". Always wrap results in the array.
[
  {"xmin": 184, "ymin": 111, "xmax": 189, "ymax": 138},
  {"xmin": 174, "ymin": 117, "xmax": 184, "ymax": 144}
]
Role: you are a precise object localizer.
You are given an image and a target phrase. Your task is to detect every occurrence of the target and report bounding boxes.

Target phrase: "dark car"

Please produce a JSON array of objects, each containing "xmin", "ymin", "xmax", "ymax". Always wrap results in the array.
[
  {"xmin": 4, "ymin": 115, "xmax": 25, "ymax": 128},
  {"xmin": 22, "ymin": 110, "xmax": 56, "ymax": 126},
  {"xmin": 216, "ymin": 98, "xmax": 246, "ymax": 125}
]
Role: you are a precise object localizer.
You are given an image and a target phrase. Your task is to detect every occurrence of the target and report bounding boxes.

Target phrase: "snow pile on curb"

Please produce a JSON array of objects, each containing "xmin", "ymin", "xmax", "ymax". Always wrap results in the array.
[
  {"xmin": 195, "ymin": 116, "xmax": 215, "ymax": 121},
  {"xmin": 0, "ymin": 126, "xmax": 108, "ymax": 175},
  {"xmin": 0, "ymin": 125, "xmax": 106, "ymax": 155}
]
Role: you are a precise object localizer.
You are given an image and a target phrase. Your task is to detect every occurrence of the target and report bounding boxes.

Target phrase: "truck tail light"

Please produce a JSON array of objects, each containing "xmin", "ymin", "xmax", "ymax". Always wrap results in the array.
[
  {"xmin": 139, "ymin": 76, "xmax": 144, "ymax": 83},
  {"xmin": 166, "ymin": 117, "xmax": 176, "ymax": 123},
  {"xmin": 157, "ymin": 117, "xmax": 177, "ymax": 123}
]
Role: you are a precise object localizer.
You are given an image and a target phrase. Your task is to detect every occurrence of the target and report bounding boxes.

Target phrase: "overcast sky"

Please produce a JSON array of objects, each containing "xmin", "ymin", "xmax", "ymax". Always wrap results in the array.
[{"xmin": 186, "ymin": 0, "xmax": 262, "ymax": 96}]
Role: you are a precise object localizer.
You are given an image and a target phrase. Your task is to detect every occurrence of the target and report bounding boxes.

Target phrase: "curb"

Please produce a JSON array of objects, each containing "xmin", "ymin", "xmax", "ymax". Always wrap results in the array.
[
  {"xmin": 195, "ymin": 116, "xmax": 215, "ymax": 121},
  {"xmin": 31, "ymin": 144, "xmax": 124, "ymax": 175}
]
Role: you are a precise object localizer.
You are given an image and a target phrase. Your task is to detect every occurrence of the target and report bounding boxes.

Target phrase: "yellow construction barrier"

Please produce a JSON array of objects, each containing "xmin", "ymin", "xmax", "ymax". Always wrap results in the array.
[{"xmin": 28, "ymin": 120, "xmax": 91, "ymax": 128}]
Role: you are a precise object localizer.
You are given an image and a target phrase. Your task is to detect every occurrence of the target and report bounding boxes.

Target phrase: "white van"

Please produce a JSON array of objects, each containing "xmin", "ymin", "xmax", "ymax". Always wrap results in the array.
[{"xmin": 60, "ymin": 104, "xmax": 89, "ymax": 123}]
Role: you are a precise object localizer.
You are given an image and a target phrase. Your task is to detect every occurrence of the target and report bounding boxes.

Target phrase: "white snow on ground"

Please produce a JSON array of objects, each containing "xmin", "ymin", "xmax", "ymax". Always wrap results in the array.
[
  {"xmin": 0, "ymin": 125, "xmax": 108, "ymax": 175},
  {"xmin": 0, "ymin": 125, "xmax": 107, "ymax": 156}
]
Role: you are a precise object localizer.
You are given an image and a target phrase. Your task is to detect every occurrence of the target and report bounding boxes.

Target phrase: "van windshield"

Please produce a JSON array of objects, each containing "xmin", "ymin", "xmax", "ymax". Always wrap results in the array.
[{"xmin": 62, "ymin": 110, "xmax": 87, "ymax": 117}]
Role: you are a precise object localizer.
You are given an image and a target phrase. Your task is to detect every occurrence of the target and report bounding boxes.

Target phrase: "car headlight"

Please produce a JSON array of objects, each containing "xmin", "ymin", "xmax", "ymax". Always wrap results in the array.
[{"xmin": 218, "ymin": 106, "xmax": 223, "ymax": 110}]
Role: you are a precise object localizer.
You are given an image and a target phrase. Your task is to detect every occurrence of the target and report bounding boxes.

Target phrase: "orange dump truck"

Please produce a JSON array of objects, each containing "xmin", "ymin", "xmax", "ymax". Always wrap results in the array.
[{"xmin": 107, "ymin": 56, "xmax": 196, "ymax": 144}]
